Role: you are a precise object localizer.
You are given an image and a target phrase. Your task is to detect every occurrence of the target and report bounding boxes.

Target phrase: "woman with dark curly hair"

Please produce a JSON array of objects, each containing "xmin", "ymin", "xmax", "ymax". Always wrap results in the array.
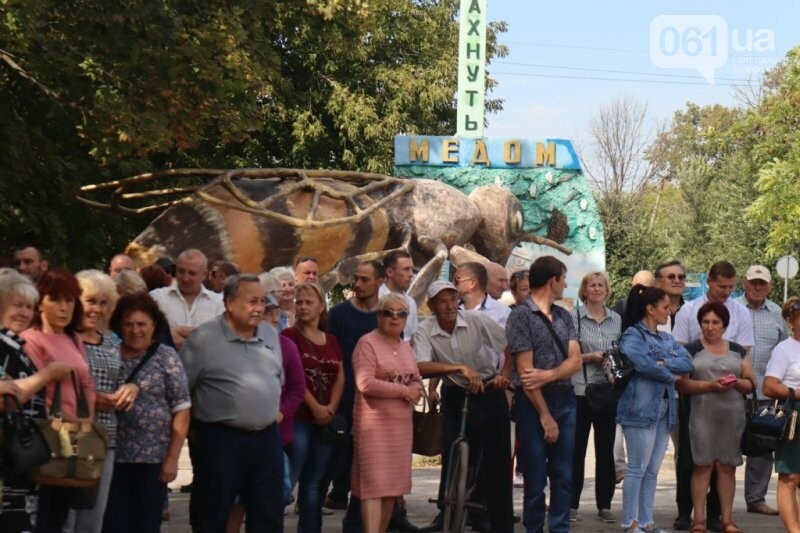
[
  {"xmin": 677, "ymin": 301, "xmax": 754, "ymax": 533},
  {"xmin": 102, "ymin": 293, "xmax": 191, "ymax": 533}
]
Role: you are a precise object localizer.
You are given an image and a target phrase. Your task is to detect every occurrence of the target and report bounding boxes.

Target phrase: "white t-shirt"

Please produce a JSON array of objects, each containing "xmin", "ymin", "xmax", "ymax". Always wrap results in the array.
[
  {"xmin": 672, "ymin": 295, "xmax": 755, "ymax": 348},
  {"xmin": 765, "ymin": 337, "xmax": 800, "ymax": 389}
]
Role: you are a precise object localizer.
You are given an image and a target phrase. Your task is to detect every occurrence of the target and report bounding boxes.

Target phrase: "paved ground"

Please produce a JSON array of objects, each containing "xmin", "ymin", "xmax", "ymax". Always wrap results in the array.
[{"xmin": 163, "ymin": 440, "xmax": 787, "ymax": 532}]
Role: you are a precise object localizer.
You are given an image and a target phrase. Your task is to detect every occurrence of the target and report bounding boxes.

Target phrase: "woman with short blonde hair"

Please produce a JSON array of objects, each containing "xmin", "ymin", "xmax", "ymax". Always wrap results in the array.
[{"xmin": 352, "ymin": 293, "xmax": 422, "ymax": 532}]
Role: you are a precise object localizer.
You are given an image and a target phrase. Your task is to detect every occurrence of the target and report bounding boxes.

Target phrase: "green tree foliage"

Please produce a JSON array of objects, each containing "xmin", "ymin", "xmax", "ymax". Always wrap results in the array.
[
  {"xmin": 1, "ymin": 0, "xmax": 506, "ymax": 267},
  {"xmin": 747, "ymin": 48, "xmax": 800, "ymax": 258},
  {"xmin": 587, "ymin": 47, "xmax": 800, "ymax": 301}
]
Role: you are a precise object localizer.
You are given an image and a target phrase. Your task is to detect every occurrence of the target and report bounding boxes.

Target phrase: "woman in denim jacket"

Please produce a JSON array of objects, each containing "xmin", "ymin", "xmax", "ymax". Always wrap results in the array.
[{"xmin": 617, "ymin": 285, "xmax": 694, "ymax": 533}]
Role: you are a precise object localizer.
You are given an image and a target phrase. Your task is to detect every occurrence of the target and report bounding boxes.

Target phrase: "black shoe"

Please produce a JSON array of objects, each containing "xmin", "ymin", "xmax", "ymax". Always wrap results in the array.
[
  {"xmin": 387, "ymin": 512, "xmax": 422, "ymax": 532},
  {"xmin": 673, "ymin": 514, "xmax": 691, "ymax": 530},
  {"xmin": 179, "ymin": 482, "xmax": 193, "ymax": 494},
  {"xmin": 513, "ymin": 514, "xmax": 521, "ymax": 524},
  {"xmin": 706, "ymin": 516, "xmax": 722, "ymax": 532},
  {"xmin": 417, "ymin": 512, "xmax": 443, "ymax": 533}
]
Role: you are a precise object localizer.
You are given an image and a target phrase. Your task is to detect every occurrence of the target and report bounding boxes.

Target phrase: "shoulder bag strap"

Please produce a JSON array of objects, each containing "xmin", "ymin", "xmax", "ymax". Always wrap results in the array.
[
  {"xmin": 51, "ymin": 378, "xmax": 63, "ymax": 418},
  {"xmin": 70, "ymin": 370, "xmax": 91, "ymax": 419},
  {"xmin": 533, "ymin": 309, "xmax": 568, "ymax": 362},
  {"xmin": 125, "ymin": 342, "xmax": 160, "ymax": 385},
  {"xmin": 575, "ymin": 302, "xmax": 590, "ymax": 385}
]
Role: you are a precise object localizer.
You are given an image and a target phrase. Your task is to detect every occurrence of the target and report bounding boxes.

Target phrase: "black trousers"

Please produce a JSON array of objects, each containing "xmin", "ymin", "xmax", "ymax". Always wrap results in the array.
[
  {"xmin": 439, "ymin": 385, "xmax": 514, "ymax": 533},
  {"xmin": 35, "ymin": 485, "xmax": 72, "ymax": 533},
  {"xmin": 102, "ymin": 463, "xmax": 164, "ymax": 533},
  {"xmin": 571, "ymin": 395, "xmax": 616, "ymax": 510},
  {"xmin": 190, "ymin": 421, "xmax": 284, "ymax": 533},
  {"xmin": 676, "ymin": 395, "xmax": 721, "ymax": 519}
]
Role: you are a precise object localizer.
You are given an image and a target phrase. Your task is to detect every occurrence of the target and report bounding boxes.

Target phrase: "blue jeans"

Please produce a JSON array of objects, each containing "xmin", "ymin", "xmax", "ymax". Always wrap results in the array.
[
  {"xmin": 292, "ymin": 421, "xmax": 334, "ymax": 533},
  {"xmin": 621, "ymin": 399, "xmax": 671, "ymax": 529},
  {"xmin": 190, "ymin": 421, "xmax": 284, "ymax": 533},
  {"xmin": 516, "ymin": 389, "xmax": 576, "ymax": 533}
]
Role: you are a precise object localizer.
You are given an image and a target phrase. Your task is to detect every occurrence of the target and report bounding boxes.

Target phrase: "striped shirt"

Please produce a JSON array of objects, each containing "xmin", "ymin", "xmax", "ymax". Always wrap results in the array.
[
  {"xmin": 570, "ymin": 306, "xmax": 621, "ymax": 395},
  {"xmin": 734, "ymin": 296, "xmax": 788, "ymax": 398}
]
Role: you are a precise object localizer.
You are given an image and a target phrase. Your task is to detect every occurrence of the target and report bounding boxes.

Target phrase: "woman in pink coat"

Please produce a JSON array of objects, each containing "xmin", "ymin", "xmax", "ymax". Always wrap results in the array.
[{"xmin": 352, "ymin": 293, "xmax": 424, "ymax": 533}]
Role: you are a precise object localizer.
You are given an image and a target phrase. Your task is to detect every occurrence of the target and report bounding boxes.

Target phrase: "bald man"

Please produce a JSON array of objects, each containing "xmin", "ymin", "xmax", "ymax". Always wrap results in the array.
[
  {"xmin": 150, "ymin": 249, "xmax": 224, "ymax": 349},
  {"xmin": 108, "ymin": 253, "xmax": 136, "ymax": 276},
  {"xmin": 613, "ymin": 270, "xmax": 655, "ymax": 317},
  {"xmin": 486, "ymin": 262, "xmax": 510, "ymax": 300}
]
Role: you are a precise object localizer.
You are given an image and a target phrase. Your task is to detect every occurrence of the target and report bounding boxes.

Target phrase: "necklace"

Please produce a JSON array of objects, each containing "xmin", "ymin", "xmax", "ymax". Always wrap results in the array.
[{"xmin": 380, "ymin": 333, "xmax": 402, "ymax": 355}]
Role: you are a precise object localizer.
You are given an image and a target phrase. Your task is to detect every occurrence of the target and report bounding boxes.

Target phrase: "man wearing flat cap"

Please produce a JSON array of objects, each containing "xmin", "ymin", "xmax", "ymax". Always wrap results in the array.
[
  {"xmin": 735, "ymin": 265, "xmax": 788, "ymax": 516},
  {"xmin": 414, "ymin": 281, "xmax": 514, "ymax": 533}
]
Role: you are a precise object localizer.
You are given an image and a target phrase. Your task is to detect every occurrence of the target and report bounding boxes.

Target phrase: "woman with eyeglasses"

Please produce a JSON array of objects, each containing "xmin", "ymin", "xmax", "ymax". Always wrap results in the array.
[
  {"xmin": 283, "ymin": 282, "xmax": 344, "ymax": 533},
  {"xmin": 763, "ymin": 297, "xmax": 800, "ymax": 532},
  {"xmin": 351, "ymin": 293, "xmax": 423, "ymax": 533}
]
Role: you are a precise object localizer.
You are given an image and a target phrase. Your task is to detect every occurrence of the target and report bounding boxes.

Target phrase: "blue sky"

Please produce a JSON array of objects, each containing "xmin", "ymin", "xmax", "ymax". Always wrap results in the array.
[{"xmin": 482, "ymin": 1, "xmax": 800, "ymax": 140}]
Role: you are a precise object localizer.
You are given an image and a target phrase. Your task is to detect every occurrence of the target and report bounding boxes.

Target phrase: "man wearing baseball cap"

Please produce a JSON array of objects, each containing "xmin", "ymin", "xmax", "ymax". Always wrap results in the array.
[
  {"xmin": 735, "ymin": 265, "xmax": 788, "ymax": 516},
  {"xmin": 414, "ymin": 280, "xmax": 514, "ymax": 533}
]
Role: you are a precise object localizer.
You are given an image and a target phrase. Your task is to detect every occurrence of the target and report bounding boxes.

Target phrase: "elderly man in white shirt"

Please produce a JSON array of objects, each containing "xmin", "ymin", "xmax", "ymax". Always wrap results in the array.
[{"xmin": 150, "ymin": 248, "xmax": 224, "ymax": 350}]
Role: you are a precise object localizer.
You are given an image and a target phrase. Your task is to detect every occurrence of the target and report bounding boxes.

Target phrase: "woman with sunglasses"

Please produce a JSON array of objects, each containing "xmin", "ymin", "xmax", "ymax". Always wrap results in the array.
[
  {"xmin": 763, "ymin": 297, "xmax": 800, "ymax": 531},
  {"xmin": 351, "ymin": 293, "xmax": 423, "ymax": 533},
  {"xmin": 283, "ymin": 282, "xmax": 344, "ymax": 533}
]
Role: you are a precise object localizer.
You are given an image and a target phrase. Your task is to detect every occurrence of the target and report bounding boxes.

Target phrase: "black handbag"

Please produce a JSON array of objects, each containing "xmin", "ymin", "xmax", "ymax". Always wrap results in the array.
[
  {"xmin": 742, "ymin": 386, "xmax": 798, "ymax": 457},
  {"xmin": 602, "ymin": 343, "xmax": 634, "ymax": 392},
  {"xmin": 576, "ymin": 304, "xmax": 616, "ymax": 412},
  {"xmin": 412, "ymin": 391, "xmax": 443, "ymax": 456},
  {"xmin": 319, "ymin": 413, "xmax": 347, "ymax": 445},
  {"xmin": 1, "ymin": 393, "xmax": 51, "ymax": 478}
]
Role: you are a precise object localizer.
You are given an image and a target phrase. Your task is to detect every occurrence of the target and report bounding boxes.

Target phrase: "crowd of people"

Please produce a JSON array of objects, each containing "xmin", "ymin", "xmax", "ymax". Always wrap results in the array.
[{"xmin": 1, "ymin": 244, "xmax": 799, "ymax": 533}]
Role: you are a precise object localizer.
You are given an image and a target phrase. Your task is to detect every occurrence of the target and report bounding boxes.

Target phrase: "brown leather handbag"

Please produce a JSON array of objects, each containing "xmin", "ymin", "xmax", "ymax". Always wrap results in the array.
[
  {"xmin": 30, "ymin": 372, "xmax": 108, "ymax": 488},
  {"xmin": 412, "ymin": 392, "xmax": 442, "ymax": 456}
]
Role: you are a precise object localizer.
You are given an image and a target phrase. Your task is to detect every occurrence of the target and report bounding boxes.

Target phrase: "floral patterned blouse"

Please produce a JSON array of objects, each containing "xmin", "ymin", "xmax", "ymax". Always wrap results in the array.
[{"xmin": 115, "ymin": 343, "xmax": 191, "ymax": 464}]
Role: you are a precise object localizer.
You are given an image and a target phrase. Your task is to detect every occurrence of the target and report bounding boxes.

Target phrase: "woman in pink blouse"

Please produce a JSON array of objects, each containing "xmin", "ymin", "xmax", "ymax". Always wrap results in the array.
[
  {"xmin": 22, "ymin": 267, "xmax": 96, "ymax": 532},
  {"xmin": 352, "ymin": 293, "xmax": 423, "ymax": 533}
]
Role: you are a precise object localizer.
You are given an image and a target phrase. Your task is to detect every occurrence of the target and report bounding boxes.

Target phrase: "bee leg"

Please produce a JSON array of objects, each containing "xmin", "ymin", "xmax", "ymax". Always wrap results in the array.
[{"xmin": 407, "ymin": 236, "xmax": 448, "ymax": 306}]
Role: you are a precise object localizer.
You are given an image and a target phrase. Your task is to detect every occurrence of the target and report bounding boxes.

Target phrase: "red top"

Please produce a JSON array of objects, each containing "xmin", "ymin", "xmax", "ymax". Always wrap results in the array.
[
  {"xmin": 282, "ymin": 327, "xmax": 342, "ymax": 424},
  {"xmin": 21, "ymin": 329, "xmax": 96, "ymax": 419}
]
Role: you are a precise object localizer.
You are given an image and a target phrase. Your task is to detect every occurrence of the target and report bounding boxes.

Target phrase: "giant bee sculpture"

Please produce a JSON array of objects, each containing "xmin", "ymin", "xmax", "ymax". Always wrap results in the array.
[{"xmin": 75, "ymin": 168, "xmax": 570, "ymax": 303}]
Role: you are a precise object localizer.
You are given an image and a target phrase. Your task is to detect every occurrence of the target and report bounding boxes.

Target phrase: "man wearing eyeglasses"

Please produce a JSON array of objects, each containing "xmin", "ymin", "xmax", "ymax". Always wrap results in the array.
[
  {"xmin": 294, "ymin": 256, "xmax": 319, "ymax": 284},
  {"xmin": 654, "ymin": 261, "xmax": 688, "ymax": 334},
  {"xmin": 735, "ymin": 265, "xmax": 787, "ymax": 517},
  {"xmin": 414, "ymin": 281, "xmax": 513, "ymax": 533},
  {"xmin": 455, "ymin": 262, "xmax": 511, "ymax": 329}
]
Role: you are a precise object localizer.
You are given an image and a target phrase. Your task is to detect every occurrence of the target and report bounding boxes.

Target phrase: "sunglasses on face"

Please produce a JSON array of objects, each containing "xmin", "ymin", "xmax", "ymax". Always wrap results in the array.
[
  {"xmin": 663, "ymin": 273, "xmax": 686, "ymax": 281},
  {"xmin": 294, "ymin": 256, "xmax": 317, "ymax": 266},
  {"xmin": 791, "ymin": 301, "xmax": 800, "ymax": 312},
  {"xmin": 379, "ymin": 310, "xmax": 409, "ymax": 319}
]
